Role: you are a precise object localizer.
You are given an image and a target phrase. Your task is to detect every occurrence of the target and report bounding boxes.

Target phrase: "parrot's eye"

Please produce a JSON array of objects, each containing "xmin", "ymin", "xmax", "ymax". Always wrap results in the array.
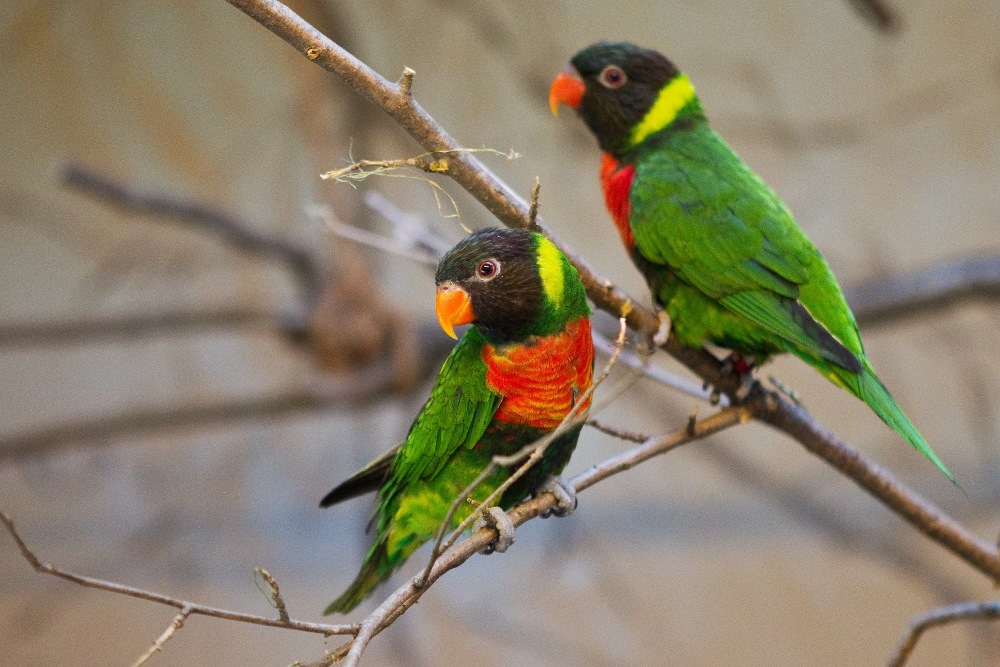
[
  {"xmin": 476, "ymin": 259, "xmax": 499, "ymax": 280},
  {"xmin": 598, "ymin": 65, "xmax": 627, "ymax": 89}
]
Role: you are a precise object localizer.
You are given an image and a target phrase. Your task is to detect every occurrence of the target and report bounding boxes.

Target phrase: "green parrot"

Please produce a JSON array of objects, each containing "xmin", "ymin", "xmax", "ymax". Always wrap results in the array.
[
  {"xmin": 320, "ymin": 227, "xmax": 594, "ymax": 613},
  {"xmin": 549, "ymin": 41, "xmax": 952, "ymax": 481}
]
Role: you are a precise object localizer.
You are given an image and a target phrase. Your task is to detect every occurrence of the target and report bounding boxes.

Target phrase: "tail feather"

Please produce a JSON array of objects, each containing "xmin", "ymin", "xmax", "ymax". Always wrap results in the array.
[
  {"xmin": 324, "ymin": 538, "xmax": 394, "ymax": 615},
  {"xmin": 843, "ymin": 362, "xmax": 955, "ymax": 483}
]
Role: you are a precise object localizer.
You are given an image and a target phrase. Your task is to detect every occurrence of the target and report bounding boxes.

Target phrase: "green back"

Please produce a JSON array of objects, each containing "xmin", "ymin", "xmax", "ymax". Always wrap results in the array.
[{"xmin": 629, "ymin": 125, "xmax": 865, "ymax": 369}]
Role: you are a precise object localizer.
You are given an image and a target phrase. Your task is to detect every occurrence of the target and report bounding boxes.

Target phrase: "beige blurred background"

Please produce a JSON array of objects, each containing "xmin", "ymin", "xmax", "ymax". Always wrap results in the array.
[{"xmin": 2, "ymin": 1, "xmax": 999, "ymax": 665}]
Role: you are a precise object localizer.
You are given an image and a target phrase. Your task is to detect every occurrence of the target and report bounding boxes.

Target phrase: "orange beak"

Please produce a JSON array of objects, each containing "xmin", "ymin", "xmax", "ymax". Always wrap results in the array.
[
  {"xmin": 435, "ymin": 282, "xmax": 474, "ymax": 340},
  {"xmin": 549, "ymin": 68, "xmax": 585, "ymax": 116}
]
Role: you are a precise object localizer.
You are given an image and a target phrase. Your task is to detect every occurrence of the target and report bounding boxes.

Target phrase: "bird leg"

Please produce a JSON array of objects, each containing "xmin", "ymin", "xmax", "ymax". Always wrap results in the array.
[
  {"xmin": 652, "ymin": 309, "xmax": 672, "ymax": 346},
  {"xmin": 476, "ymin": 506, "xmax": 515, "ymax": 555},
  {"xmin": 722, "ymin": 353, "xmax": 757, "ymax": 402},
  {"xmin": 537, "ymin": 475, "xmax": 578, "ymax": 518}
]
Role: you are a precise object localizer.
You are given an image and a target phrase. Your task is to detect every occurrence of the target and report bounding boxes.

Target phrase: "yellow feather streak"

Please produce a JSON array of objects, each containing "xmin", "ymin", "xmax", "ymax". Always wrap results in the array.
[
  {"xmin": 535, "ymin": 237, "xmax": 565, "ymax": 307},
  {"xmin": 630, "ymin": 73, "xmax": 697, "ymax": 147}
]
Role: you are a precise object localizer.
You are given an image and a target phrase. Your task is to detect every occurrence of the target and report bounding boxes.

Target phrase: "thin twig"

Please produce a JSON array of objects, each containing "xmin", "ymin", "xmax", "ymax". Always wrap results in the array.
[
  {"xmin": 320, "ymin": 148, "xmax": 519, "ymax": 223},
  {"xmin": 320, "ymin": 148, "xmax": 516, "ymax": 183},
  {"xmin": 592, "ymin": 331, "xmax": 725, "ymax": 405},
  {"xmin": 0, "ymin": 512, "xmax": 357, "ymax": 637},
  {"xmin": 131, "ymin": 607, "xmax": 192, "ymax": 667},
  {"xmin": 888, "ymin": 600, "xmax": 1000, "ymax": 667},
  {"xmin": 527, "ymin": 177, "xmax": 541, "ymax": 229},
  {"xmin": 254, "ymin": 567, "xmax": 291, "ymax": 623},
  {"xmin": 362, "ymin": 190, "xmax": 455, "ymax": 258},
  {"xmin": 312, "ymin": 204, "xmax": 439, "ymax": 266},
  {"xmin": 587, "ymin": 419, "xmax": 647, "ymax": 444},
  {"xmin": 396, "ymin": 67, "xmax": 415, "ymax": 98}
]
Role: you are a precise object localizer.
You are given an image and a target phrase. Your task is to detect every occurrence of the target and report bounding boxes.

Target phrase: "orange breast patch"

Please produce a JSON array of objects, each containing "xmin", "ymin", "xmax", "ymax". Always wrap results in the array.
[{"xmin": 483, "ymin": 318, "xmax": 594, "ymax": 430}]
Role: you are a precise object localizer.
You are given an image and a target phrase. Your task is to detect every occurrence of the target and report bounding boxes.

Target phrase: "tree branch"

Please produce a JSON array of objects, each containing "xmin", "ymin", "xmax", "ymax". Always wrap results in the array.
[
  {"xmin": 328, "ymin": 405, "xmax": 751, "ymax": 666},
  {"xmin": 888, "ymin": 600, "xmax": 1000, "ymax": 667},
  {"xmin": 0, "ymin": 309, "xmax": 269, "ymax": 346},
  {"xmin": 0, "ymin": 512, "xmax": 357, "ymax": 638},
  {"xmin": 131, "ymin": 607, "xmax": 191, "ymax": 667},
  {"xmin": 58, "ymin": 161, "xmax": 325, "ymax": 303},
  {"xmin": 223, "ymin": 0, "xmax": 1000, "ymax": 594},
  {"xmin": 846, "ymin": 255, "xmax": 1000, "ymax": 328},
  {"xmin": 1, "ymin": 391, "xmax": 370, "ymax": 463},
  {"xmin": 845, "ymin": 0, "xmax": 902, "ymax": 34},
  {"xmin": 3, "ymin": 406, "xmax": 746, "ymax": 666}
]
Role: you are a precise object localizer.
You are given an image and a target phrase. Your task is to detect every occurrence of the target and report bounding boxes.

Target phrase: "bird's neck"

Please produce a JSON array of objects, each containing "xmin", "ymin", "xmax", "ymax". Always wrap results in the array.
[{"xmin": 611, "ymin": 74, "xmax": 706, "ymax": 162}]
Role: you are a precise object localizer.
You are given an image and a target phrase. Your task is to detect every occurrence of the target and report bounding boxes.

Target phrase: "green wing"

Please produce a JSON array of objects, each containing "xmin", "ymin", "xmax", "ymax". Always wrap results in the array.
[
  {"xmin": 630, "ymin": 128, "xmax": 864, "ymax": 369},
  {"xmin": 325, "ymin": 328, "xmax": 502, "ymax": 614},
  {"xmin": 322, "ymin": 326, "xmax": 500, "ymax": 511},
  {"xmin": 376, "ymin": 326, "xmax": 502, "ymax": 524}
]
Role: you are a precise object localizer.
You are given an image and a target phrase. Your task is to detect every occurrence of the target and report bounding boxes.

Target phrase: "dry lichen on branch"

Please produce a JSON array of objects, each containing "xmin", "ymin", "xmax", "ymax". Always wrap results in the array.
[{"xmin": 320, "ymin": 148, "xmax": 520, "ymax": 222}]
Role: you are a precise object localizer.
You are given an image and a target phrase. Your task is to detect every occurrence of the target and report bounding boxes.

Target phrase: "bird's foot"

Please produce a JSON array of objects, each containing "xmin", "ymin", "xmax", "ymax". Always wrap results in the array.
[
  {"xmin": 722, "ymin": 353, "xmax": 756, "ymax": 402},
  {"xmin": 537, "ymin": 476, "xmax": 578, "ymax": 518},
  {"xmin": 476, "ymin": 507, "xmax": 515, "ymax": 555},
  {"xmin": 652, "ymin": 310, "xmax": 672, "ymax": 347}
]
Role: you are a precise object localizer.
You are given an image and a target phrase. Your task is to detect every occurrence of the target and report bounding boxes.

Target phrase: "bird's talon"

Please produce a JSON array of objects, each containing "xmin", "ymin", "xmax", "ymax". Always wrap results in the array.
[
  {"xmin": 477, "ymin": 506, "xmax": 515, "ymax": 554},
  {"xmin": 538, "ymin": 476, "xmax": 578, "ymax": 518}
]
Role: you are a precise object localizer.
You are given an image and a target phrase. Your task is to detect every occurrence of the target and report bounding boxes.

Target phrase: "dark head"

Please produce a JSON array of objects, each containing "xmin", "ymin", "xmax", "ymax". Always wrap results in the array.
[
  {"xmin": 434, "ymin": 228, "xmax": 590, "ymax": 344},
  {"xmin": 549, "ymin": 41, "xmax": 704, "ymax": 158}
]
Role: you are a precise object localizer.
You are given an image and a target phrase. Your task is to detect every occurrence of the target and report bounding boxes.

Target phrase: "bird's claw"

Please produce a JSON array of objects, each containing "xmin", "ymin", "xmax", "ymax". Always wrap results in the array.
[
  {"xmin": 538, "ymin": 476, "xmax": 578, "ymax": 518},
  {"xmin": 652, "ymin": 310, "xmax": 672, "ymax": 346},
  {"xmin": 477, "ymin": 506, "xmax": 515, "ymax": 555}
]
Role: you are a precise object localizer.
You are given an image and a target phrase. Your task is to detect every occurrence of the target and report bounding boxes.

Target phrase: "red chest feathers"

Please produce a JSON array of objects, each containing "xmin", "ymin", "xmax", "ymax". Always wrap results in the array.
[
  {"xmin": 600, "ymin": 153, "xmax": 635, "ymax": 249},
  {"xmin": 482, "ymin": 318, "xmax": 594, "ymax": 430}
]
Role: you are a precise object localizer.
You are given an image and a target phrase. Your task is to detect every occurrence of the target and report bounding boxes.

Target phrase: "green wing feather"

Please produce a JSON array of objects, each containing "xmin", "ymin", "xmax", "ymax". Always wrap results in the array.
[
  {"xmin": 629, "ymin": 128, "xmax": 953, "ymax": 481},
  {"xmin": 325, "ymin": 329, "xmax": 502, "ymax": 614},
  {"xmin": 630, "ymin": 129, "xmax": 864, "ymax": 363}
]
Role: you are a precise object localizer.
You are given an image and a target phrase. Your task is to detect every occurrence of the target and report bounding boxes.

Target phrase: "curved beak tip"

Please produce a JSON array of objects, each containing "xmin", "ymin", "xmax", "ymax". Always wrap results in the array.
[
  {"xmin": 548, "ymin": 93, "xmax": 561, "ymax": 118},
  {"xmin": 435, "ymin": 285, "xmax": 473, "ymax": 340},
  {"xmin": 440, "ymin": 321, "xmax": 458, "ymax": 340}
]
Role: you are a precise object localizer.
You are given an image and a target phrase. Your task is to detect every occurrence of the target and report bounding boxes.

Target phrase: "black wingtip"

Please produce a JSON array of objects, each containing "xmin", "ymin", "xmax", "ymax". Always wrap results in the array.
[
  {"xmin": 319, "ymin": 446, "xmax": 400, "ymax": 509},
  {"xmin": 319, "ymin": 482, "xmax": 364, "ymax": 508}
]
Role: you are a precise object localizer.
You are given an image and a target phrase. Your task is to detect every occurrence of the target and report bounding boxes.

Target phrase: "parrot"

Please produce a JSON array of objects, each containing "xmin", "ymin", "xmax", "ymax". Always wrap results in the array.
[
  {"xmin": 548, "ymin": 40, "xmax": 952, "ymax": 481},
  {"xmin": 320, "ymin": 227, "xmax": 594, "ymax": 613}
]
